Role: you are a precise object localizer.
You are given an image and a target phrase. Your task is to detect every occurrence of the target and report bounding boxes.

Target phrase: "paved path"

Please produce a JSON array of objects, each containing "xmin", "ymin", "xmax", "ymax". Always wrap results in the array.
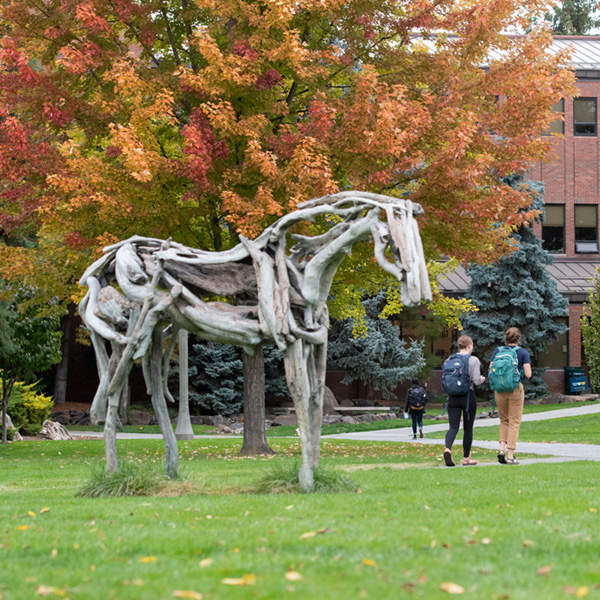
[
  {"xmin": 70, "ymin": 403, "xmax": 600, "ymax": 464},
  {"xmin": 324, "ymin": 402, "xmax": 600, "ymax": 463}
]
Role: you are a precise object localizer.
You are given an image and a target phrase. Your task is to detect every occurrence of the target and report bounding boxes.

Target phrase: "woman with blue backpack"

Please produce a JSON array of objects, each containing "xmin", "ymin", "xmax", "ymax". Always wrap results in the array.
[
  {"xmin": 441, "ymin": 335, "xmax": 486, "ymax": 467},
  {"xmin": 488, "ymin": 327, "xmax": 532, "ymax": 465}
]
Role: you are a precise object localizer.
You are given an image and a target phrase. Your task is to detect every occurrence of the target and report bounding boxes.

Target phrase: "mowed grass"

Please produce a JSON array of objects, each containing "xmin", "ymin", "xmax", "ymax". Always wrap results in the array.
[
  {"xmin": 428, "ymin": 411, "xmax": 600, "ymax": 445},
  {"xmin": 1, "ymin": 437, "xmax": 599, "ymax": 600}
]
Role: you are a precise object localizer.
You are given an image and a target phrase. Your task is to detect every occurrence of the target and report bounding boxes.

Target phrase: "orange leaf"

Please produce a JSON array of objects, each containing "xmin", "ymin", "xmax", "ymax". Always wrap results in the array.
[{"xmin": 536, "ymin": 565, "xmax": 553, "ymax": 577}]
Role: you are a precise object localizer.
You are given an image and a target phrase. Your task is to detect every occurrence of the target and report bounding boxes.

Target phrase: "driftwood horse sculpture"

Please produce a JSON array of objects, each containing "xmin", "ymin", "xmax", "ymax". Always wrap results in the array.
[{"xmin": 79, "ymin": 191, "xmax": 432, "ymax": 491}]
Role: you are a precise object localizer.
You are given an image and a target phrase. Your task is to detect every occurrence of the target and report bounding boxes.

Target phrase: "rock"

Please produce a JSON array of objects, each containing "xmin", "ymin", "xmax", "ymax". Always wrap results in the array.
[
  {"xmin": 271, "ymin": 414, "xmax": 298, "ymax": 427},
  {"xmin": 206, "ymin": 415, "xmax": 226, "ymax": 427},
  {"xmin": 2, "ymin": 413, "xmax": 23, "ymax": 441},
  {"xmin": 323, "ymin": 387, "xmax": 341, "ymax": 415},
  {"xmin": 41, "ymin": 420, "xmax": 74, "ymax": 440},
  {"xmin": 323, "ymin": 415, "xmax": 343, "ymax": 425},
  {"xmin": 360, "ymin": 413, "xmax": 374, "ymax": 423},
  {"xmin": 229, "ymin": 424, "xmax": 244, "ymax": 434},
  {"xmin": 128, "ymin": 409, "xmax": 153, "ymax": 426},
  {"xmin": 216, "ymin": 424, "xmax": 232, "ymax": 433},
  {"xmin": 189, "ymin": 416, "xmax": 204, "ymax": 425},
  {"xmin": 50, "ymin": 411, "xmax": 69, "ymax": 425},
  {"xmin": 341, "ymin": 416, "xmax": 357, "ymax": 424}
]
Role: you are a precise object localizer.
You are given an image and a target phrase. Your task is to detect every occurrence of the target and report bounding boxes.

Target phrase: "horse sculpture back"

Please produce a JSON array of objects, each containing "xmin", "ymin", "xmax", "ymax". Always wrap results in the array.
[{"xmin": 80, "ymin": 191, "xmax": 431, "ymax": 491}]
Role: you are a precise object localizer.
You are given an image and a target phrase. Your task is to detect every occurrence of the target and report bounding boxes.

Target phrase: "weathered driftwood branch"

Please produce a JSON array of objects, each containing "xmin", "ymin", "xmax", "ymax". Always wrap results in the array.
[{"xmin": 79, "ymin": 191, "xmax": 432, "ymax": 491}]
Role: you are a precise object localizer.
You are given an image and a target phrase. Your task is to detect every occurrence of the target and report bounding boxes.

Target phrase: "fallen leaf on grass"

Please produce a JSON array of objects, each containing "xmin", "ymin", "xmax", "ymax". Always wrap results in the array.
[
  {"xmin": 17, "ymin": 525, "xmax": 29, "ymax": 531},
  {"xmin": 285, "ymin": 570, "xmax": 303, "ymax": 582},
  {"xmin": 222, "ymin": 574, "xmax": 256, "ymax": 586},
  {"xmin": 536, "ymin": 565, "xmax": 553, "ymax": 577},
  {"xmin": 299, "ymin": 528, "xmax": 336, "ymax": 539},
  {"xmin": 139, "ymin": 556, "xmax": 157, "ymax": 563},
  {"xmin": 35, "ymin": 585, "xmax": 66, "ymax": 597},
  {"xmin": 172, "ymin": 591, "xmax": 203, "ymax": 599},
  {"xmin": 362, "ymin": 559, "xmax": 376, "ymax": 567},
  {"xmin": 28, "ymin": 511, "xmax": 36, "ymax": 518},
  {"xmin": 481, "ymin": 538, "xmax": 491, "ymax": 545},
  {"xmin": 40, "ymin": 507, "xmax": 50, "ymax": 513},
  {"xmin": 523, "ymin": 540, "xmax": 534, "ymax": 548},
  {"xmin": 576, "ymin": 587, "xmax": 590, "ymax": 598},
  {"xmin": 589, "ymin": 508, "xmax": 597, "ymax": 513},
  {"xmin": 199, "ymin": 558, "xmax": 213, "ymax": 568},
  {"xmin": 440, "ymin": 582, "xmax": 464, "ymax": 594}
]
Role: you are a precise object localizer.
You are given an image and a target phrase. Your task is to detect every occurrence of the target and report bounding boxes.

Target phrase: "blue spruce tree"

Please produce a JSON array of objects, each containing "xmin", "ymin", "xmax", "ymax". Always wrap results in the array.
[
  {"xmin": 327, "ymin": 292, "xmax": 425, "ymax": 402},
  {"xmin": 170, "ymin": 338, "xmax": 287, "ymax": 415},
  {"xmin": 462, "ymin": 177, "xmax": 568, "ymax": 398}
]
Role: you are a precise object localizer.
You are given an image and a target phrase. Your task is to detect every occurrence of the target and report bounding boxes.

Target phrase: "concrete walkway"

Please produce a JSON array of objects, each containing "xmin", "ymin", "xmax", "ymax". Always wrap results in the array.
[
  {"xmin": 70, "ymin": 403, "xmax": 600, "ymax": 464},
  {"xmin": 324, "ymin": 402, "xmax": 600, "ymax": 463}
]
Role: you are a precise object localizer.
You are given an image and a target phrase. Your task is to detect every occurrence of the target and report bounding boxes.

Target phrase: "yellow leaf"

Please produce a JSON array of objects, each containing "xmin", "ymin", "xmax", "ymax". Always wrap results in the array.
[
  {"xmin": 28, "ymin": 511, "xmax": 36, "ymax": 518},
  {"xmin": 481, "ymin": 538, "xmax": 491, "ymax": 545},
  {"xmin": 440, "ymin": 582, "xmax": 465, "ymax": 594},
  {"xmin": 232, "ymin": 547, "xmax": 240, "ymax": 553},
  {"xmin": 576, "ymin": 587, "xmax": 590, "ymax": 598},
  {"xmin": 140, "ymin": 556, "xmax": 157, "ymax": 563},
  {"xmin": 90, "ymin": 565, "xmax": 96, "ymax": 571},
  {"xmin": 299, "ymin": 531, "xmax": 317, "ymax": 539},
  {"xmin": 17, "ymin": 525, "xmax": 29, "ymax": 531},
  {"xmin": 35, "ymin": 586, "xmax": 66, "ymax": 597},
  {"xmin": 589, "ymin": 508, "xmax": 597, "ymax": 513},
  {"xmin": 199, "ymin": 558, "xmax": 213, "ymax": 568},
  {"xmin": 73, "ymin": 543, "xmax": 80, "ymax": 550},
  {"xmin": 523, "ymin": 540, "xmax": 534, "ymax": 548},
  {"xmin": 285, "ymin": 570, "xmax": 303, "ymax": 581},
  {"xmin": 172, "ymin": 591, "xmax": 203, "ymax": 599},
  {"xmin": 222, "ymin": 574, "xmax": 256, "ymax": 586},
  {"xmin": 362, "ymin": 559, "xmax": 377, "ymax": 567},
  {"xmin": 40, "ymin": 507, "xmax": 50, "ymax": 513},
  {"xmin": 536, "ymin": 565, "xmax": 553, "ymax": 577}
]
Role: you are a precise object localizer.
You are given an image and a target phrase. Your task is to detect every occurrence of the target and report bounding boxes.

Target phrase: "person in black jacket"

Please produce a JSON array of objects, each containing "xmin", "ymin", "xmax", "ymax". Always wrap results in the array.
[{"xmin": 405, "ymin": 378, "xmax": 427, "ymax": 440}]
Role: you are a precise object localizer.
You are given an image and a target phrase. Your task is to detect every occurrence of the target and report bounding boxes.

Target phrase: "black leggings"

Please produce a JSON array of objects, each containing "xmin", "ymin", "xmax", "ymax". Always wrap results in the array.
[{"xmin": 444, "ymin": 390, "xmax": 477, "ymax": 457}]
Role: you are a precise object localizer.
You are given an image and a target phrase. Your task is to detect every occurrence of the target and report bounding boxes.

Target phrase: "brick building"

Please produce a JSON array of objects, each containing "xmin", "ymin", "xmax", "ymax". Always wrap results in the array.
[{"xmin": 434, "ymin": 36, "xmax": 600, "ymax": 396}]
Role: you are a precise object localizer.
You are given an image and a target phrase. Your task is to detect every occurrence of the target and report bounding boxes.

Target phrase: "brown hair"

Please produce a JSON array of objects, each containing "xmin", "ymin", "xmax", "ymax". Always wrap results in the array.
[
  {"xmin": 504, "ymin": 327, "xmax": 521, "ymax": 345},
  {"xmin": 457, "ymin": 335, "xmax": 473, "ymax": 350}
]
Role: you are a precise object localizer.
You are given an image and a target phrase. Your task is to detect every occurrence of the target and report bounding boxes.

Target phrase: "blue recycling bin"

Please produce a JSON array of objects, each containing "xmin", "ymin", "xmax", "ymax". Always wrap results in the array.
[{"xmin": 564, "ymin": 367, "xmax": 589, "ymax": 394}]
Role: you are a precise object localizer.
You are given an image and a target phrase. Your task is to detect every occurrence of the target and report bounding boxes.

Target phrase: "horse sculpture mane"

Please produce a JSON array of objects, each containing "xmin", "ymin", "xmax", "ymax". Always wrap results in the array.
[{"xmin": 79, "ymin": 191, "xmax": 431, "ymax": 491}]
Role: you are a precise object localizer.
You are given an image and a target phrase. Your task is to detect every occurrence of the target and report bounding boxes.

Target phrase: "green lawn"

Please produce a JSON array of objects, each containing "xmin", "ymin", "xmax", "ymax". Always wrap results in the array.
[
  {"xmin": 1, "ymin": 437, "xmax": 599, "ymax": 600},
  {"xmin": 428, "ymin": 412, "xmax": 600, "ymax": 445}
]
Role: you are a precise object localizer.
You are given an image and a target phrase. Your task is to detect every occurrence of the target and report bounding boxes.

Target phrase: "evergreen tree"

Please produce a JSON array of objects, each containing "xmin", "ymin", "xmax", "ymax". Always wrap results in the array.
[
  {"xmin": 462, "ymin": 178, "xmax": 569, "ymax": 398},
  {"xmin": 581, "ymin": 276, "xmax": 600, "ymax": 393},
  {"xmin": 550, "ymin": 0, "xmax": 600, "ymax": 35},
  {"xmin": 170, "ymin": 339, "xmax": 287, "ymax": 416},
  {"xmin": 327, "ymin": 293, "xmax": 425, "ymax": 401}
]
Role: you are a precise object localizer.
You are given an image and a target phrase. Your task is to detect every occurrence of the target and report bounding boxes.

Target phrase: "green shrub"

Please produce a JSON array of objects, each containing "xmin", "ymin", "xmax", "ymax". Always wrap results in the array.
[{"xmin": 7, "ymin": 381, "xmax": 53, "ymax": 435}]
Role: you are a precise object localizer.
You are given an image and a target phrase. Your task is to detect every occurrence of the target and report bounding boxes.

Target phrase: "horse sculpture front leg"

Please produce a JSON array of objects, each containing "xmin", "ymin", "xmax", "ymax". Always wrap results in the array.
[
  {"xmin": 149, "ymin": 328, "xmax": 179, "ymax": 478},
  {"xmin": 284, "ymin": 338, "xmax": 317, "ymax": 492}
]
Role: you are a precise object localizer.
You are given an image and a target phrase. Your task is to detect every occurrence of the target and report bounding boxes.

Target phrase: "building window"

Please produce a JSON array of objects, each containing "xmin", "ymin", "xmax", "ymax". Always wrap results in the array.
[
  {"xmin": 542, "ymin": 204, "xmax": 565, "ymax": 253},
  {"xmin": 574, "ymin": 98, "xmax": 597, "ymax": 136},
  {"xmin": 537, "ymin": 318, "xmax": 567, "ymax": 368},
  {"xmin": 575, "ymin": 204, "xmax": 598, "ymax": 253},
  {"xmin": 543, "ymin": 99, "xmax": 565, "ymax": 136}
]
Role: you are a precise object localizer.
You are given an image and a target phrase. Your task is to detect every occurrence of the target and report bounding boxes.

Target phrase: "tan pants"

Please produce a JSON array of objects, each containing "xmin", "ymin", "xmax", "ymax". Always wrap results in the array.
[{"xmin": 495, "ymin": 383, "xmax": 524, "ymax": 451}]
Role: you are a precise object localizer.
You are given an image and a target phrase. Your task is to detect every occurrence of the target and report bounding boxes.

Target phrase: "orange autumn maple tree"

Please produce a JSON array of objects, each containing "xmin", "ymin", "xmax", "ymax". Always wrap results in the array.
[{"xmin": 0, "ymin": 0, "xmax": 576, "ymax": 294}]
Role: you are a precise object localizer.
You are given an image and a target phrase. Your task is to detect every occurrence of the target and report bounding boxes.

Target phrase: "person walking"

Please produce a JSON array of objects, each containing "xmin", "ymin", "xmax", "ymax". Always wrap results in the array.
[
  {"xmin": 404, "ymin": 378, "xmax": 428, "ymax": 439},
  {"xmin": 489, "ymin": 327, "xmax": 532, "ymax": 465},
  {"xmin": 442, "ymin": 335, "xmax": 486, "ymax": 467}
]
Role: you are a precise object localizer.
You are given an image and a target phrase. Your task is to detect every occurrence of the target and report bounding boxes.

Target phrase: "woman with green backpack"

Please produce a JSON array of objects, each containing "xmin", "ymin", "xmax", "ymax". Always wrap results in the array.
[{"xmin": 489, "ymin": 327, "xmax": 532, "ymax": 465}]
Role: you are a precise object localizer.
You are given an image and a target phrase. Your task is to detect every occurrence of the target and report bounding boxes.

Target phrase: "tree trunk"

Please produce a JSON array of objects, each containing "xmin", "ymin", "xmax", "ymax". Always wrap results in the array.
[
  {"xmin": 240, "ymin": 346, "xmax": 274, "ymax": 455},
  {"xmin": 54, "ymin": 304, "xmax": 75, "ymax": 404}
]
